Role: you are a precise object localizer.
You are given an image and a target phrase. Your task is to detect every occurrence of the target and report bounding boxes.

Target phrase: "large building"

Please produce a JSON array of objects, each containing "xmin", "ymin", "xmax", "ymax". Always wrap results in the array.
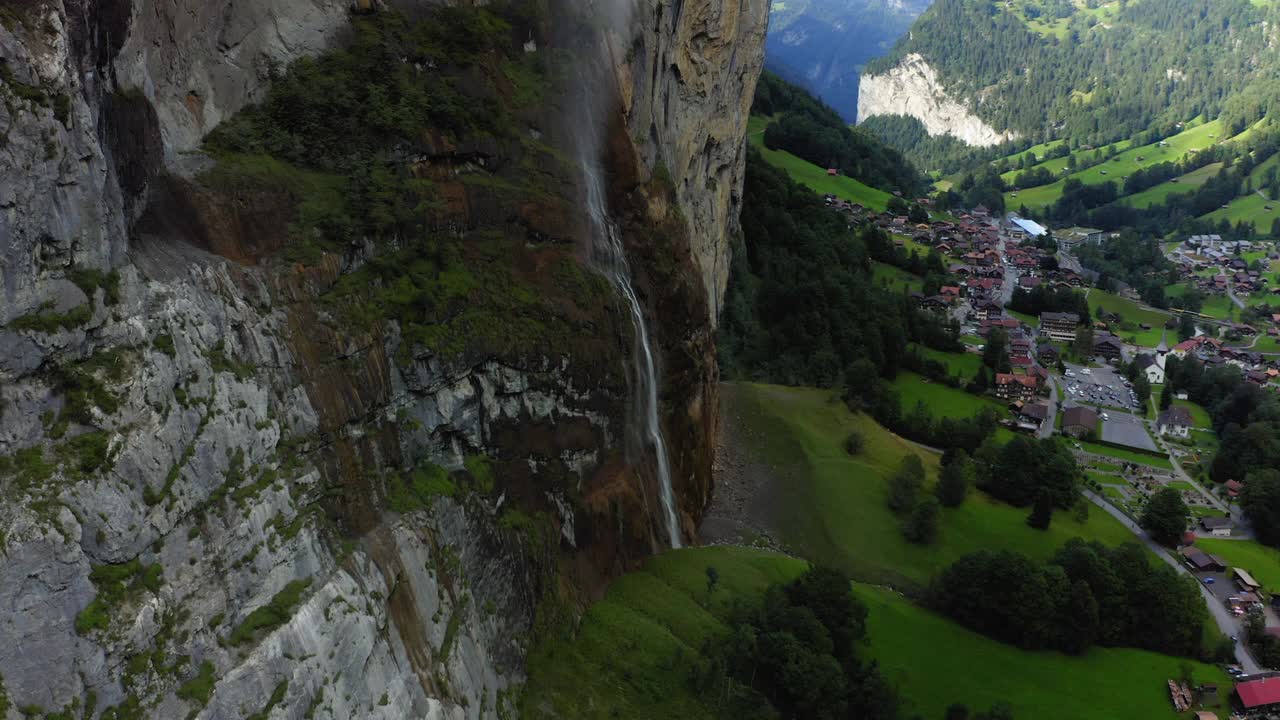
[
  {"xmin": 1058, "ymin": 226, "xmax": 1104, "ymax": 248},
  {"xmin": 1040, "ymin": 311, "xmax": 1080, "ymax": 342},
  {"xmin": 1007, "ymin": 214, "xmax": 1048, "ymax": 238},
  {"xmin": 1061, "ymin": 405, "xmax": 1099, "ymax": 438},
  {"xmin": 1158, "ymin": 407, "xmax": 1194, "ymax": 439}
]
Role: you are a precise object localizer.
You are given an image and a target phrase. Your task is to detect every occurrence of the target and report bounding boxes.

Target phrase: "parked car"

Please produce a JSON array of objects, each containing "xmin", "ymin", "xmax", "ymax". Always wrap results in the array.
[{"xmin": 1204, "ymin": 577, "xmax": 1215, "ymax": 585}]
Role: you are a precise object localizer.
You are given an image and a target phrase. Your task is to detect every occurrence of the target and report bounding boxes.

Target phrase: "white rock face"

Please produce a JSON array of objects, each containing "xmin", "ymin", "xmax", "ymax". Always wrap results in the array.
[{"xmin": 857, "ymin": 53, "xmax": 1018, "ymax": 147}]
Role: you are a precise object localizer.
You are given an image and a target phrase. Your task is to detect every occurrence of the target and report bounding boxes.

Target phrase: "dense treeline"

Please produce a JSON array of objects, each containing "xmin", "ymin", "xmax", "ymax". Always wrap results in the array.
[
  {"xmin": 1161, "ymin": 355, "xmax": 1280, "ymax": 547},
  {"xmin": 1072, "ymin": 231, "xmax": 1171, "ymax": 306},
  {"xmin": 697, "ymin": 566, "xmax": 1018, "ymax": 720},
  {"xmin": 755, "ymin": 73, "xmax": 924, "ymax": 196},
  {"xmin": 860, "ymin": 114, "xmax": 1016, "ymax": 175},
  {"xmin": 719, "ymin": 150, "xmax": 957, "ymax": 388},
  {"xmin": 930, "ymin": 540, "xmax": 1209, "ymax": 658},
  {"xmin": 696, "ymin": 566, "xmax": 898, "ymax": 720},
  {"xmin": 1007, "ymin": 285, "xmax": 1091, "ymax": 321},
  {"xmin": 867, "ymin": 0, "xmax": 1279, "ymax": 160},
  {"xmin": 972, "ymin": 435, "xmax": 1079, "ymax": 509}
]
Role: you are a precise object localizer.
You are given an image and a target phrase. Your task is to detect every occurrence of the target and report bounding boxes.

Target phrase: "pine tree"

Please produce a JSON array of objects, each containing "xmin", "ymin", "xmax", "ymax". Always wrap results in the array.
[
  {"xmin": 903, "ymin": 498, "xmax": 941, "ymax": 544},
  {"xmin": 937, "ymin": 451, "xmax": 973, "ymax": 507},
  {"xmin": 1027, "ymin": 489, "xmax": 1054, "ymax": 530}
]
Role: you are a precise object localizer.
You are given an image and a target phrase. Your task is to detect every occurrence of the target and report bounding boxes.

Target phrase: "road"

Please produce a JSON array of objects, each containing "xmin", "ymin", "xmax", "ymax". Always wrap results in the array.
[
  {"xmin": 1084, "ymin": 490, "xmax": 1262, "ymax": 674},
  {"xmin": 1039, "ymin": 377, "xmax": 1060, "ymax": 439}
]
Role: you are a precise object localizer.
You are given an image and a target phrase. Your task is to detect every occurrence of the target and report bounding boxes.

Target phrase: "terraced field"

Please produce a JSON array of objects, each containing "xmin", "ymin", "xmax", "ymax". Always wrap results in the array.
[
  {"xmin": 1119, "ymin": 162, "xmax": 1223, "ymax": 209},
  {"xmin": 1006, "ymin": 119, "xmax": 1227, "ymax": 208}
]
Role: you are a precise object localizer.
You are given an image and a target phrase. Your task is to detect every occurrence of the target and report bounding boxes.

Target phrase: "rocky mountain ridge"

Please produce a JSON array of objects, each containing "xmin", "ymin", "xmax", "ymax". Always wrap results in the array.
[{"xmin": 857, "ymin": 52, "xmax": 1017, "ymax": 147}]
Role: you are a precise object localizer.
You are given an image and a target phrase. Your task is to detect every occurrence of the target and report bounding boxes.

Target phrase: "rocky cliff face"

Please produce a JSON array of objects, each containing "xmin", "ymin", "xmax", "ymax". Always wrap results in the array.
[
  {"xmin": 0, "ymin": 1, "xmax": 764, "ymax": 718},
  {"xmin": 857, "ymin": 52, "xmax": 1017, "ymax": 147},
  {"xmin": 619, "ymin": 0, "xmax": 769, "ymax": 321}
]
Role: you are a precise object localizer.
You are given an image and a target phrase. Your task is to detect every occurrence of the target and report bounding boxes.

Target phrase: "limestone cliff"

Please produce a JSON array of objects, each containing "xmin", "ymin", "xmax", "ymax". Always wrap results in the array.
[
  {"xmin": 0, "ymin": 1, "xmax": 764, "ymax": 718},
  {"xmin": 620, "ymin": 0, "xmax": 769, "ymax": 321},
  {"xmin": 857, "ymin": 52, "xmax": 1017, "ymax": 147}
]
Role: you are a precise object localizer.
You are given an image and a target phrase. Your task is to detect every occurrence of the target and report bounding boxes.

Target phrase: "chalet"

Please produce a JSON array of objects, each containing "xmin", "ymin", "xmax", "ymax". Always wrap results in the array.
[
  {"xmin": 1247, "ymin": 370, "xmax": 1269, "ymax": 386},
  {"xmin": 1018, "ymin": 275, "xmax": 1041, "ymax": 289},
  {"xmin": 1157, "ymin": 407, "xmax": 1193, "ymax": 439},
  {"xmin": 940, "ymin": 286, "xmax": 962, "ymax": 301},
  {"xmin": 1062, "ymin": 406, "xmax": 1099, "ymax": 437},
  {"xmin": 995, "ymin": 373, "xmax": 1039, "ymax": 401},
  {"xmin": 1171, "ymin": 337, "xmax": 1204, "ymax": 357},
  {"xmin": 1038, "ymin": 344, "xmax": 1061, "ymax": 364},
  {"xmin": 1136, "ymin": 353, "xmax": 1165, "ymax": 384},
  {"xmin": 1093, "ymin": 333, "xmax": 1124, "ymax": 360},
  {"xmin": 1040, "ymin": 311, "xmax": 1080, "ymax": 342},
  {"xmin": 1200, "ymin": 517, "xmax": 1233, "ymax": 537},
  {"xmin": 826, "ymin": 167, "xmax": 839, "ymax": 176},
  {"xmin": 1226, "ymin": 479, "xmax": 1243, "ymax": 498},
  {"xmin": 1017, "ymin": 402, "xmax": 1050, "ymax": 431}
]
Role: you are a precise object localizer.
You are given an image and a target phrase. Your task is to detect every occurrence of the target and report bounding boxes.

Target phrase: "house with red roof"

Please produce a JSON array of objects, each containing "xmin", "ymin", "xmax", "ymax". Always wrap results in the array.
[
  {"xmin": 1226, "ymin": 479, "xmax": 1244, "ymax": 498},
  {"xmin": 1235, "ymin": 676, "xmax": 1280, "ymax": 713}
]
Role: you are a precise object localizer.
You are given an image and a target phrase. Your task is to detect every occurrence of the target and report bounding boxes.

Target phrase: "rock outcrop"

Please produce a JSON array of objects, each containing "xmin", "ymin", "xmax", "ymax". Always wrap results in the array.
[
  {"xmin": 857, "ymin": 52, "xmax": 1018, "ymax": 147},
  {"xmin": 621, "ymin": 0, "xmax": 769, "ymax": 321},
  {"xmin": 0, "ymin": 1, "xmax": 764, "ymax": 718}
]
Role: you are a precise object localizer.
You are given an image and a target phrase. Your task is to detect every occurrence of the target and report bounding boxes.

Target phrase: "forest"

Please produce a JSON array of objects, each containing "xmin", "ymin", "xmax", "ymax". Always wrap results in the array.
[
  {"xmin": 867, "ymin": 0, "xmax": 1280, "ymax": 158},
  {"xmin": 930, "ymin": 540, "xmax": 1211, "ymax": 659},
  {"xmin": 754, "ymin": 73, "xmax": 924, "ymax": 196}
]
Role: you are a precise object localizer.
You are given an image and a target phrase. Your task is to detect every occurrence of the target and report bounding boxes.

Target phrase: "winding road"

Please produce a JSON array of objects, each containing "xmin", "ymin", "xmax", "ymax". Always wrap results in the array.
[{"xmin": 1084, "ymin": 490, "xmax": 1262, "ymax": 674}]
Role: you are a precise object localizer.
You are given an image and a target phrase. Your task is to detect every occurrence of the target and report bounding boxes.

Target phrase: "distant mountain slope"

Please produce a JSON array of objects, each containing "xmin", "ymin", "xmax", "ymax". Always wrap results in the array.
[
  {"xmin": 861, "ymin": 0, "xmax": 1280, "ymax": 152},
  {"xmin": 766, "ymin": 0, "xmax": 932, "ymax": 122}
]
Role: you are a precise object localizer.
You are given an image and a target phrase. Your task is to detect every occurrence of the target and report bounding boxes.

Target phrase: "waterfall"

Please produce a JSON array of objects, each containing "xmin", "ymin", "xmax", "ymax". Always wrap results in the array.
[
  {"xmin": 580, "ymin": 161, "xmax": 683, "ymax": 550},
  {"xmin": 570, "ymin": 0, "xmax": 680, "ymax": 548}
]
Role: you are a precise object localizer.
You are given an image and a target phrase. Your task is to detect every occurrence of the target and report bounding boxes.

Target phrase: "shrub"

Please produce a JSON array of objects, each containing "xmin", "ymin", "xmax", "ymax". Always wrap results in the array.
[
  {"xmin": 844, "ymin": 431, "xmax": 864, "ymax": 455},
  {"xmin": 228, "ymin": 580, "xmax": 311, "ymax": 645}
]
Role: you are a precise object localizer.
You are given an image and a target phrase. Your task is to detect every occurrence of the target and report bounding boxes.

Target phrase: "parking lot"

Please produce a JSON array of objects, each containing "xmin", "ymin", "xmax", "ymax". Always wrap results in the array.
[
  {"xmin": 1100, "ymin": 410, "xmax": 1159, "ymax": 451},
  {"xmin": 1061, "ymin": 363, "xmax": 1143, "ymax": 413}
]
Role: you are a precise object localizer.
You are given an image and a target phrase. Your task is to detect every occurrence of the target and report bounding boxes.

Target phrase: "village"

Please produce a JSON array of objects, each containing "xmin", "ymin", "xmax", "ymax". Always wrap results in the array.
[{"xmin": 824, "ymin": 193, "xmax": 1280, "ymax": 718}]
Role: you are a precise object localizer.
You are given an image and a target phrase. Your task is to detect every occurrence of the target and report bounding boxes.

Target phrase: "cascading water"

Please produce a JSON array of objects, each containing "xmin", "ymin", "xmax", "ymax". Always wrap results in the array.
[
  {"xmin": 571, "ymin": 0, "xmax": 680, "ymax": 549},
  {"xmin": 580, "ymin": 161, "xmax": 683, "ymax": 550}
]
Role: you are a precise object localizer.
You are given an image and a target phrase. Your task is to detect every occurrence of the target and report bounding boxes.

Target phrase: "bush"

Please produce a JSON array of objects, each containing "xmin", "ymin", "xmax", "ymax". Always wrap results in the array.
[
  {"xmin": 228, "ymin": 580, "xmax": 311, "ymax": 645},
  {"xmin": 844, "ymin": 431, "xmax": 865, "ymax": 456}
]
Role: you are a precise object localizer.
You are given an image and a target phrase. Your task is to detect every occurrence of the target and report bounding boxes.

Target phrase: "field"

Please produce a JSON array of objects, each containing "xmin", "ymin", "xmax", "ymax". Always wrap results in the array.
[
  {"xmin": 872, "ymin": 261, "xmax": 924, "ymax": 294},
  {"xmin": 1087, "ymin": 289, "xmax": 1170, "ymax": 346},
  {"xmin": 913, "ymin": 344, "xmax": 982, "ymax": 379},
  {"xmin": 1076, "ymin": 439, "xmax": 1174, "ymax": 470},
  {"xmin": 1195, "ymin": 538, "xmax": 1280, "ymax": 591},
  {"xmin": 1200, "ymin": 191, "xmax": 1278, "ymax": 235},
  {"xmin": 747, "ymin": 116, "xmax": 893, "ymax": 211},
  {"xmin": 1007, "ymin": 308, "xmax": 1039, "ymax": 327},
  {"xmin": 999, "ymin": 139, "xmax": 1135, "ymax": 186},
  {"xmin": 724, "ymin": 383, "xmax": 1141, "ymax": 590},
  {"xmin": 1199, "ymin": 293, "xmax": 1237, "ymax": 321},
  {"xmin": 1006, "ymin": 119, "xmax": 1226, "ymax": 208},
  {"xmin": 1119, "ymin": 162, "xmax": 1224, "ymax": 209},
  {"xmin": 1173, "ymin": 399, "xmax": 1213, "ymax": 430},
  {"xmin": 891, "ymin": 371, "xmax": 1004, "ymax": 419},
  {"xmin": 520, "ymin": 545, "xmax": 1232, "ymax": 720}
]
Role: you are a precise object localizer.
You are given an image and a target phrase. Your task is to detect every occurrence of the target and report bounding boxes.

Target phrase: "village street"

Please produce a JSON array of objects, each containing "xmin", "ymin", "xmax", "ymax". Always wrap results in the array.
[{"xmin": 1085, "ymin": 490, "xmax": 1264, "ymax": 675}]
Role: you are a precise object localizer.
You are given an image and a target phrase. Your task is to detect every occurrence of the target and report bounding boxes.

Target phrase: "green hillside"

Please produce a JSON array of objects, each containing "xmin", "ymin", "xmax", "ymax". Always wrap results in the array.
[
  {"xmin": 1201, "ymin": 191, "xmax": 1279, "ymax": 233},
  {"xmin": 1007, "ymin": 119, "xmax": 1227, "ymax": 208},
  {"xmin": 1120, "ymin": 162, "xmax": 1224, "ymax": 209},
  {"xmin": 747, "ymin": 116, "xmax": 892, "ymax": 210},
  {"xmin": 724, "ymin": 383, "xmax": 1139, "ymax": 591},
  {"xmin": 520, "ymin": 545, "xmax": 1233, "ymax": 720}
]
